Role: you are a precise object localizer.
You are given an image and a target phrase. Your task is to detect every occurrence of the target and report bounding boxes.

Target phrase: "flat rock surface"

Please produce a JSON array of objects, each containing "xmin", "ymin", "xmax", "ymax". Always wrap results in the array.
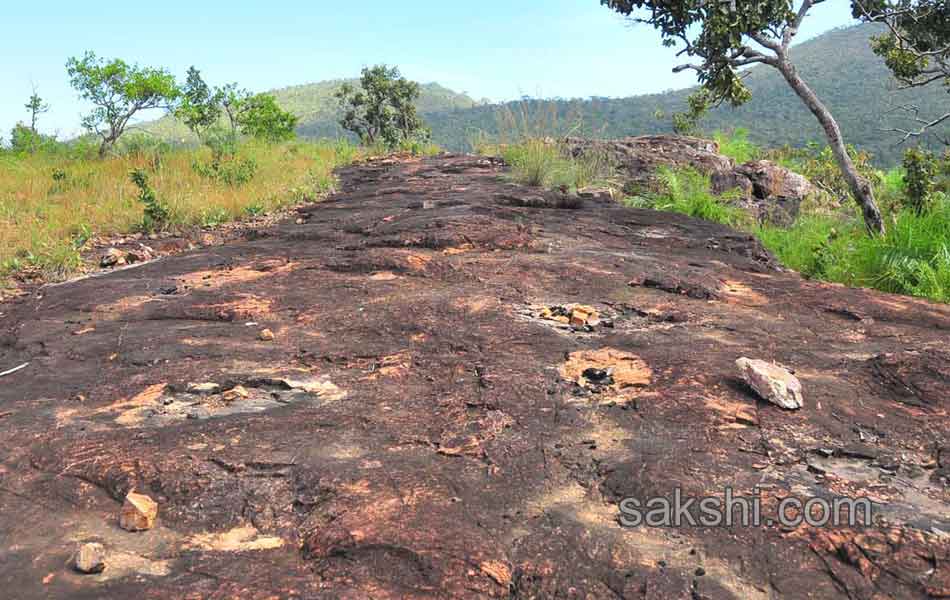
[{"xmin": 0, "ymin": 154, "xmax": 948, "ymax": 599}]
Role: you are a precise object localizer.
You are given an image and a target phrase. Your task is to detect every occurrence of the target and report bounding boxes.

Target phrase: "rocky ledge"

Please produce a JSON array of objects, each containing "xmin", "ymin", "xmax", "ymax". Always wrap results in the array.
[
  {"xmin": 0, "ymin": 154, "xmax": 947, "ymax": 599},
  {"xmin": 566, "ymin": 135, "xmax": 817, "ymax": 226}
]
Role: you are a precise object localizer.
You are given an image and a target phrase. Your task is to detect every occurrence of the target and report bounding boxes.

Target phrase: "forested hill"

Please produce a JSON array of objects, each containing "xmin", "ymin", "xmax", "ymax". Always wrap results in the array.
[
  {"xmin": 423, "ymin": 23, "xmax": 950, "ymax": 166},
  {"xmin": 144, "ymin": 80, "xmax": 481, "ymax": 142},
  {"xmin": 143, "ymin": 24, "xmax": 948, "ymax": 166}
]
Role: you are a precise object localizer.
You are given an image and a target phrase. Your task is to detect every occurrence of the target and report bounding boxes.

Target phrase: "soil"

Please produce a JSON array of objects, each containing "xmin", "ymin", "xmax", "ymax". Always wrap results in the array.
[{"xmin": 0, "ymin": 154, "xmax": 947, "ymax": 599}]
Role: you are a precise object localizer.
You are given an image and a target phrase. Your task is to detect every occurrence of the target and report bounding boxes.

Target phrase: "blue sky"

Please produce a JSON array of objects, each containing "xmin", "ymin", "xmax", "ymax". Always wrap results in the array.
[{"xmin": 1, "ymin": 1, "xmax": 857, "ymax": 137}]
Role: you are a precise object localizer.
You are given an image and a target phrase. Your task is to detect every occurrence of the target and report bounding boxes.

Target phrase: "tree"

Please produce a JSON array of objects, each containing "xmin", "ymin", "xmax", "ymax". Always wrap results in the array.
[
  {"xmin": 24, "ymin": 89, "xmax": 49, "ymax": 153},
  {"xmin": 853, "ymin": 1, "xmax": 950, "ymax": 143},
  {"xmin": 336, "ymin": 65, "xmax": 429, "ymax": 148},
  {"xmin": 599, "ymin": 0, "xmax": 886, "ymax": 235},
  {"xmin": 175, "ymin": 66, "xmax": 222, "ymax": 139},
  {"xmin": 216, "ymin": 83, "xmax": 253, "ymax": 135},
  {"xmin": 235, "ymin": 93, "xmax": 298, "ymax": 142},
  {"xmin": 66, "ymin": 51, "xmax": 180, "ymax": 158}
]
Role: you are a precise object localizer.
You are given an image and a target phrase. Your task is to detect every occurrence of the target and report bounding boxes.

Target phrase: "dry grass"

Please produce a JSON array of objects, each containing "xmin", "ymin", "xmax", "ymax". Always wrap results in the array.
[{"xmin": 0, "ymin": 139, "xmax": 359, "ymax": 282}]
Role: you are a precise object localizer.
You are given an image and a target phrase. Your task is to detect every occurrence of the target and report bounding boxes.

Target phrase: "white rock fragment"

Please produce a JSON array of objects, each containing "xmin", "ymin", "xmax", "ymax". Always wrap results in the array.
[
  {"xmin": 73, "ymin": 542, "xmax": 106, "ymax": 574},
  {"xmin": 736, "ymin": 357, "xmax": 804, "ymax": 410}
]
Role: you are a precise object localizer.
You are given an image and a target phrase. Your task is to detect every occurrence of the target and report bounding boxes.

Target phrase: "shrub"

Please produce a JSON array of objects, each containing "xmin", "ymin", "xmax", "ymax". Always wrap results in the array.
[
  {"xmin": 130, "ymin": 169, "xmax": 169, "ymax": 232},
  {"xmin": 498, "ymin": 139, "xmax": 613, "ymax": 192},
  {"xmin": 902, "ymin": 147, "xmax": 937, "ymax": 214},
  {"xmin": 192, "ymin": 156, "xmax": 258, "ymax": 186}
]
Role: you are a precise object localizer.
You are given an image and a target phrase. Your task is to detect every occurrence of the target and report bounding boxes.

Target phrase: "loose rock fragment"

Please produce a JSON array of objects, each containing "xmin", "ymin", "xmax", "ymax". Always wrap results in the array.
[
  {"xmin": 222, "ymin": 385, "xmax": 250, "ymax": 401},
  {"xmin": 119, "ymin": 491, "xmax": 158, "ymax": 531},
  {"xmin": 100, "ymin": 248, "xmax": 126, "ymax": 268},
  {"xmin": 187, "ymin": 382, "xmax": 221, "ymax": 395},
  {"xmin": 73, "ymin": 542, "xmax": 106, "ymax": 574},
  {"xmin": 258, "ymin": 328, "xmax": 276, "ymax": 341},
  {"xmin": 736, "ymin": 357, "xmax": 804, "ymax": 410}
]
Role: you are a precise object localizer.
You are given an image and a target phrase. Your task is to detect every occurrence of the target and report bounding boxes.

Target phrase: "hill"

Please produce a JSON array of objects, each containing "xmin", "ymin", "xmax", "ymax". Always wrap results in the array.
[
  {"xmin": 143, "ymin": 80, "xmax": 480, "ymax": 143},
  {"xmin": 424, "ymin": 23, "xmax": 950, "ymax": 165},
  {"xmin": 142, "ymin": 24, "xmax": 949, "ymax": 165}
]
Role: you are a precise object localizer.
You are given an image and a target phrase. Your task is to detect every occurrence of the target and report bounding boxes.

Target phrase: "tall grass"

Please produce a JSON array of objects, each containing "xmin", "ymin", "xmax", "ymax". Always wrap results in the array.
[
  {"xmin": 627, "ymin": 164, "xmax": 950, "ymax": 303},
  {"xmin": 472, "ymin": 100, "xmax": 616, "ymax": 192},
  {"xmin": 647, "ymin": 167, "xmax": 749, "ymax": 228},
  {"xmin": 0, "ymin": 138, "xmax": 359, "ymax": 281},
  {"xmin": 714, "ymin": 128, "xmax": 760, "ymax": 164}
]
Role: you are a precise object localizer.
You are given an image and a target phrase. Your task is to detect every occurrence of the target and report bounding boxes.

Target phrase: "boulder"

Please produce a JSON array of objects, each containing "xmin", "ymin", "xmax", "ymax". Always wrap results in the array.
[{"xmin": 736, "ymin": 358, "xmax": 804, "ymax": 410}]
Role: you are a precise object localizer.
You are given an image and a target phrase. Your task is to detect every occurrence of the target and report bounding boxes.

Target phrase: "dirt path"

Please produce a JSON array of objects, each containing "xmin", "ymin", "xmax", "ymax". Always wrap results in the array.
[{"xmin": 0, "ymin": 154, "xmax": 947, "ymax": 599}]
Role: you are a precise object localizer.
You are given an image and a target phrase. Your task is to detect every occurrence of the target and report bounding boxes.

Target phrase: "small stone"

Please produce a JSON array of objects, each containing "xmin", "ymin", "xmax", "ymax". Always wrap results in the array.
[
  {"xmin": 222, "ymin": 385, "xmax": 250, "ymax": 401},
  {"xmin": 258, "ymin": 329, "xmax": 275, "ymax": 341},
  {"xmin": 569, "ymin": 305, "xmax": 598, "ymax": 327},
  {"xmin": 187, "ymin": 382, "xmax": 221, "ymax": 395},
  {"xmin": 735, "ymin": 357, "xmax": 804, "ymax": 410},
  {"xmin": 99, "ymin": 248, "xmax": 125, "ymax": 268},
  {"xmin": 73, "ymin": 542, "xmax": 106, "ymax": 574},
  {"xmin": 120, "ymin": 491, "xmax": 158, "ymax": 531}
]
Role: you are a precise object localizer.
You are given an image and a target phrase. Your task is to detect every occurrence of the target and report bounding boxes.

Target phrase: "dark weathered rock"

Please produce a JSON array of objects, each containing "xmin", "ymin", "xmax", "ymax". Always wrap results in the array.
[{"xmin": 0, "ymin": 154, "xmax": 948, "ymax": 599}]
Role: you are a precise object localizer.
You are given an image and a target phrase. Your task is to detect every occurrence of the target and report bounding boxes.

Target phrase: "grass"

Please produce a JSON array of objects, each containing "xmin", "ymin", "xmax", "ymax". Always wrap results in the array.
[
  {"xmin": 626, "ymin": 164, "xmax": 950, "ymax": 303},
  {"xmin": 476, "ymin": 138, "xmax": 615, "ymax": 192},
  {"xmin": 645, "ymin": 167, "xmax": 749, "ymax": 228},
  {"xmin": 714, "ymin": 128, "xmax": 760, "ymax": 164},
  {"xmin": 0, "ymin": 138, "xmax": 360, "ymax": 281}
]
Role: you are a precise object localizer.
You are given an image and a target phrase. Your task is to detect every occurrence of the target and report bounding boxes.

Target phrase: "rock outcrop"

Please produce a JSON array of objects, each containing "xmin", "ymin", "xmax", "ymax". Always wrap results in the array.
[
  {"xmin": 0, "ymin": 154, "xmax": 947, "ymax": 599},
  {"xmin": 565, "ymin": 135, "xmax": 817, "ymax": 225}
]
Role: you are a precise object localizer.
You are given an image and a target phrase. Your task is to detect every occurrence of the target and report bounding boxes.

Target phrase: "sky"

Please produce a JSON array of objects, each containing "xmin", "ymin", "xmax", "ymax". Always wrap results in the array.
[{"xmin": 1, "ymin": 1, "xmax": 857, "ymax": 138}]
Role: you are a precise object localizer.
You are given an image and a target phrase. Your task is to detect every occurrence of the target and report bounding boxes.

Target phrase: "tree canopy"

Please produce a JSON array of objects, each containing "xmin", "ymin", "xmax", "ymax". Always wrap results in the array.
[
  {"xmin": 66, "ymin": 51, "xmax": 179, "ymax": 157},
  {"xmin": 854, "ymin": 0, "xmax": 950, "ymax": 141},
  {"xmin": 336, "ymin": 65, "xmax": 429, "ymax": 148},
  {"xmin": 599, "ymin": 0, "xmax": 887, "ymax": 234},
  {"xmin": 176, "ymin": 66, "xmax": 222, "ymax": 138}
]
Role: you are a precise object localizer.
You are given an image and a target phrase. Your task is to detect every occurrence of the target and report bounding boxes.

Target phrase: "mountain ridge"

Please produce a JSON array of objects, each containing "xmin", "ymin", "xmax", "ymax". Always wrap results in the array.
[{"xmin": 144, "ymin": 23, "xmax": 949, "ymax": 165}]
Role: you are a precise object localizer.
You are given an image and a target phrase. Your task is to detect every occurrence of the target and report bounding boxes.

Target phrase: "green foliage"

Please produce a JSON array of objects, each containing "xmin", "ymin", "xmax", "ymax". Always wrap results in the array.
[
  {"xmin": 630, "ymin": 166, "xmax": 950, "ymax": 303},
  {"xmin": 130, "ymin": 169, "xmax": 169, "ymax": 231},
  {"xmin": 8, "ymin": 123, "xmax": 60, "ymax": 155},
  {"xmin": 714, "ymin": 128, "xmax": 761, "ymax": 164},
  {"xmin": 48, "ymin": 168, "xmax": 93, "ymax": 195},
  {"xmin": 902, "ymin": 147, "xmax": 937, "ymax": 213},
  {"xmin": 23, "ymin": 92, "xmax": 50, "ymax": 153},
  {"xmin": 635, "ymin": 167, "xmax": 749, "ymax": 228},
  {"xmin": 66, "ymin": 51, "xmax": 180, "ymax": 157},
  {"xmin": 236, "ymin": 93, "xmax": 298, "ymax": 142},
  {"xmin": 858, "ymin": 1, "xmax": 950, "ymax": 87},
  {"xmin": 765, "ymin": 142, "xmax": 880, "ymax": 202},
  {"xmin": 672, "ymin": 90, "xmax": 713, "ymax": 136},
  {"xmin": 176, "ymin": 67, "xmax": 222, "ymax": 137},
  {"xmin": 336, "ymin": 65, "xmax": 430, "ymax": 149},
  {"xmin": 497, "ymin": 139, "xmax": 614, "ymax": 192},
  {"xmin": 192, "ymin": 156, "xmax": 258, "ymax": 186}
]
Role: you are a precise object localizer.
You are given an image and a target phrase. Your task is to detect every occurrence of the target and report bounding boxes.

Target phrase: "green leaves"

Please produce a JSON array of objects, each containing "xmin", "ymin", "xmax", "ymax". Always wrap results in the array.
[
  {"xmin": 599, "ymin": 0, "xmax": 792, "ymax": 106},
  {"xmin": 336, "ymin": 65, "xmax": 430, "ymax": 149},
  {"xmin": 235, "ymin": 94, "xmax": 298, "ymax": 143},
  {"xmin": 66, "ymin": 51, "xmax": 179, "ymax": 157},
  {"xmin": 176, "ymin": 67, "xmax": 222, "ymax": 137}
]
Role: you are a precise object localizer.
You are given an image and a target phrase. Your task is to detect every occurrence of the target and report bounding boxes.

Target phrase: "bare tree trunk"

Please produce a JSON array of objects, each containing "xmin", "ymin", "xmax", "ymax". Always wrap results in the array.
[{"xmin": 777, "ymin": 56, "xmax": 885, "ymax": 236}]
